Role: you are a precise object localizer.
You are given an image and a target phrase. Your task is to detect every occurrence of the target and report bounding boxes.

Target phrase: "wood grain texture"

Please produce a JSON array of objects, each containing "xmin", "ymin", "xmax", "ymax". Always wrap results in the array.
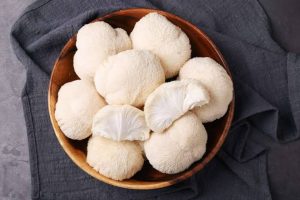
[{"xmin": 48, "ymin": 8, "xmax": 235, "ymax": 190}]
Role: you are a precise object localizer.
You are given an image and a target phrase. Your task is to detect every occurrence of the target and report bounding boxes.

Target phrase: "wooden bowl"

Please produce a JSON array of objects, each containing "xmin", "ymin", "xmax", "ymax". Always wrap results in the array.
[{"xmin": 48, "ymin": 8, "xmax": 234, "ymax": 190}]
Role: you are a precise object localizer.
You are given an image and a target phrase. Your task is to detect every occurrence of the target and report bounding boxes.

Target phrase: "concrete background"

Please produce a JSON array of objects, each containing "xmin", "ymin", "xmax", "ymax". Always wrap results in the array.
[
  {"xmin": 0, "ymin": 0, "xmax": 299, "ymax": 200},
  {"xmin": 0, "ymin": 0, "xmax": 34, "ymax": 199}
]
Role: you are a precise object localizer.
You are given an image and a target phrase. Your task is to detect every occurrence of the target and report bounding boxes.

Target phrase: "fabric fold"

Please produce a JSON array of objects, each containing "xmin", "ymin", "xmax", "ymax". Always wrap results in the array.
[
  {"xmin": 224, "ymin": 121, "xmax": 267, "ymax": 162},
  {"xmin": 286, "ymin": 53, "xmax": 300, "ymax": 140},
  {"xmin": 202, "ymin": 28, "xmax": 299, "ymax": 142}
]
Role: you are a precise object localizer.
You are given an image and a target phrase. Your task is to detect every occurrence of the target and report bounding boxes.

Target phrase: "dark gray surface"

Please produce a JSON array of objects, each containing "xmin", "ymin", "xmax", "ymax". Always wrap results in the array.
[
  {"xmin": 260, "ymin": 0, "xmax": 300, "ymax": 53},
  {"xmin": 258, "ymin": 1, "xmax": 300, "ymax": 199},
  {"xmin": 0, "ymin": 0, "xmax": 34, "ymax": 200},
  {"xmin": 1, "ymin": 0, "xmax": 300, "ymax": 200}
]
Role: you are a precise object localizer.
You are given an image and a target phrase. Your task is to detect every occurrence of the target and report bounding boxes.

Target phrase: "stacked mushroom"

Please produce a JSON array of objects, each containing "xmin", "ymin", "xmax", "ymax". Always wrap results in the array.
[{"xmin": 55, "ymin": 13, "xmax": 233, "ymax": 181}]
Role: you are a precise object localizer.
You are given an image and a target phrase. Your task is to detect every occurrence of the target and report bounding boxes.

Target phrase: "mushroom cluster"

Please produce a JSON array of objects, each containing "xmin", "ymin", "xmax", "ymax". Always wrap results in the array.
[{"xmin": 55, "ymin": 12, "xmax": 233, "ymax": 181}]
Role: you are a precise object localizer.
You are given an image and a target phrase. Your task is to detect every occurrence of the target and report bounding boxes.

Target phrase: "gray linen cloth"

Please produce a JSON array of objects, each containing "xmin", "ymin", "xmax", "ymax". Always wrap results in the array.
[{"xmin": 10, "ymin": 0, "xmax": 300, "ymax": 199}]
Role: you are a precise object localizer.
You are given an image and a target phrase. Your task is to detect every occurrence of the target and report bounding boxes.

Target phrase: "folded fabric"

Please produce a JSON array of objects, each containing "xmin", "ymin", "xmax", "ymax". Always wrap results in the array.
[{"xmin": 10, "ymin": 0, "xmax": 300, "ymax": 200}]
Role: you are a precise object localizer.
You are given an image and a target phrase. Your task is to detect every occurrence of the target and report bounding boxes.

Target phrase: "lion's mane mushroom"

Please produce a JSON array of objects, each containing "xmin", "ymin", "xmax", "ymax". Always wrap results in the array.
[
  {"xmin": 74, "ymin": 21, "xmax": 132, "ymax": 81},
  {"xmin": 144, "ymin": 79, "xmax": 209, "ymax": 132},
  {"xmin": 130, "ymin": 12, "xmax": 191, "ymax": 78},
  {"xmin": 144, "ymin": 112, "xmax": 207, "ymax": 174},
  {"xmin": 179, "ymin": 57, "xmax": 233, "ymax": 122},
  {"xmin": 55, "ymin": 80, "xmax": 106, "ymax": 140},
  {"xmin": 87, "ymin": 136, "xmax": 144, "ymax": 180},
  {"xmin": 92, "ymin": 105, "xmax": 150, "ymax": 141},
  {"xmin": 94, "ymin": 49, "xmax": 165, "ymax": 107}
]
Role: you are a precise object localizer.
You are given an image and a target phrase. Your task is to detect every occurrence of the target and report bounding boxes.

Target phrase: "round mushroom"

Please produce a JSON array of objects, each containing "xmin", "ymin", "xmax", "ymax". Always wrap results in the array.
[
  {"xmin": 144, "ymin": 79, "xmax": 209, "ymax": 133},
  {"xmin": 130, "ymin": 12, "xmax": 191, "ymax": 78},
  {"xmin": 55, "ymin": 80, "xmax": 106, "ymax": 140},
  {"xmin": 74, "ymin": 21, "xmax": 132, "ymax": 81},
  {"xmin": 179, "ymin": 57, "xmax": 233, "ymax": 122},
  {"xmin": 94, "ymin": 49, "xmax": 165, "ymax": 107},
  {"xmin": 87, "ymin": 136, "xmax": 144, "ymax": 181},
  {"xmin": 144, "ymin": 112, "xmax": 207, "ymax": 174},
  {"xmin": 76, "ymin": 21, "xmax": 131, "ymax": 50}
]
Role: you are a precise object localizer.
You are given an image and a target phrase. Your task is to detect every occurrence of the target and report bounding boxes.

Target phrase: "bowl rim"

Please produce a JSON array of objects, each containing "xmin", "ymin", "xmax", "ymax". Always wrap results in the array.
[{"xmin": 48, "ymin": 8, "xmax": 235, "ymax": 190}]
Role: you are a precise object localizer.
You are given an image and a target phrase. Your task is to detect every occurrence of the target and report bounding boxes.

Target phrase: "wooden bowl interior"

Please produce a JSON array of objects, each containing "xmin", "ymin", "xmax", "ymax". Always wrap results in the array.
[{"xmin": 48, "ymin": 8, "xmax": 234, "ymax": 190}]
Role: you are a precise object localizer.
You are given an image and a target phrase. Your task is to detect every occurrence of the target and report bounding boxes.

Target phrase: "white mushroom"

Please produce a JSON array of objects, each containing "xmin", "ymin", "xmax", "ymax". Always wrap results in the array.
[
  {"xmin": 94, "ymin": 49, "xmax": 165, "ymax": 107},
  {"xmin": 74, "ymin": 21, "xmax": 132, "ymax": 81},
  {"xmin": 76, "ymin": 21, "xmax": 131, "ymax": 50},
  {"xmin": 87, "ymin": 136, "xmax": 144, "ymax": 181},
  {"xmin": 73, "ymin": 48, "xmax": 103, "ymax": 82},
  {"xmin": 130, "ymin": 12, "xmax": 191, "ymax": 78},
  {"xmin": 144, "ymin": 112, "xmax": 207, "ymax": 174},
  {"xmin": 179, "ymin": 57, "xmax": 233, "ymax": 122},
  {"xmin": 144, "ymin": 79, "xmax": 209, "ymax": 133},
  {"xmin": 55, "ymin": 80, "xmax": 106, "ymax": 140},
  {"xmin": 92, "ymin": 105, "xmax": 150, "ymax": 141}
]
